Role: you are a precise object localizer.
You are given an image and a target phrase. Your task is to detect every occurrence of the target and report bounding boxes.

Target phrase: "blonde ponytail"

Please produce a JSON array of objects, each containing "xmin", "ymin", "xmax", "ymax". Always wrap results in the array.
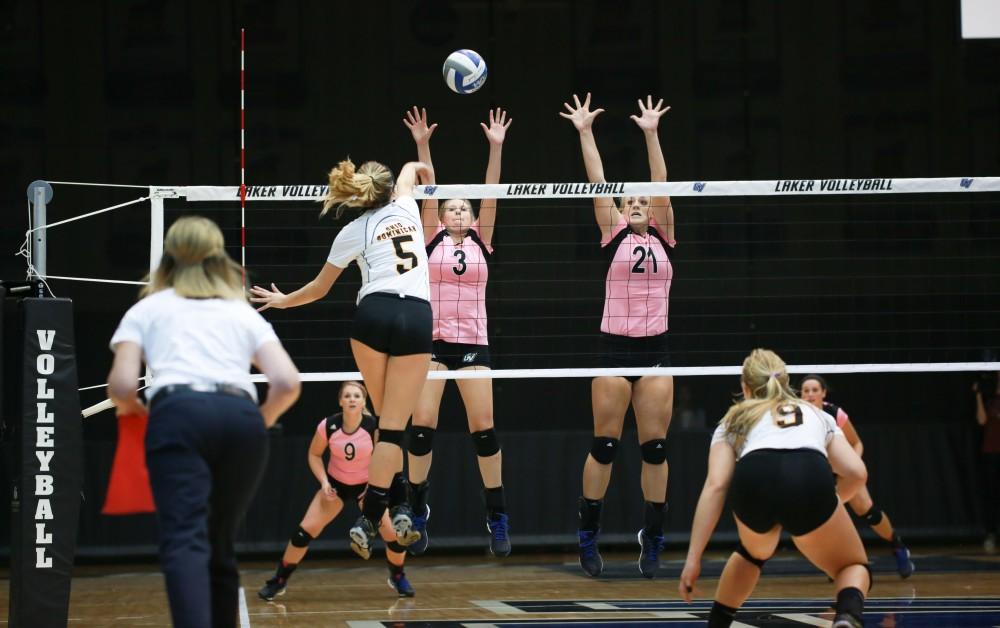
[
  {"xmin": 321, "ymin": 158, "xmax": 395, "ymax": 218},
  {"xmin": 720, "ymin": 349, "xmax": 801, "ymax": 451}
]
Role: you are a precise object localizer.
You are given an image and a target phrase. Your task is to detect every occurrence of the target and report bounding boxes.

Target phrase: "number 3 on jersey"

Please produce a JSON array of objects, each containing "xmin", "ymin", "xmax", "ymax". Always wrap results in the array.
[{"xmin": 392, "ymin": 235, "xmax": 418, "ymax": 274}]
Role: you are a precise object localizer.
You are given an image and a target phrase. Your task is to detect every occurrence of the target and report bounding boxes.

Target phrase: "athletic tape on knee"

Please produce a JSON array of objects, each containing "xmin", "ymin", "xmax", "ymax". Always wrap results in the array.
[
  {"xmin": 386, "ymin": 540, "xmax": 406, "ymax": 553},
  {"xmin": 471, "ymin": 428, "xmax": 501, "ymax": 457},
  {"xmin": 408, "ymin": 425, "xmax": 435, "ymax": 456},
  {"xmin": 290, "ymin": 526, "xmax": 313, "ymax": 548},
  {"xmin": 861, "ymin": 506, "xmax": 884, "ymax": 527},
  {"xmin": 640, "ymin": 438, "xmax": 668, "ymax": 464},
  {"xmin": 590, "ymin": 437, "xmax": 619, "ymax": 465},
  {"xmin": 379, "ymin": 428, "xmax": 405, "ymax": 447},
  {"xmin": 735, "ymin": 542, "xmax": 768, "ymax": 568}
]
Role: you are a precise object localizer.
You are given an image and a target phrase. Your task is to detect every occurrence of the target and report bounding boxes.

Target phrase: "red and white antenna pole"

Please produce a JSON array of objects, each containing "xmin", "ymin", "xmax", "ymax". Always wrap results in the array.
[{"xmin": 239, "ymin": 27, "xmax": 247, "ymax": 287}]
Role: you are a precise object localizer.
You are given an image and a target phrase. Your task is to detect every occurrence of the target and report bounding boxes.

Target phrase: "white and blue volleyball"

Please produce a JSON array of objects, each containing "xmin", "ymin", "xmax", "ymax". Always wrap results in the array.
[{"xmin": 442, "ymin": 49, "xmax": 487, "ymax": 94}]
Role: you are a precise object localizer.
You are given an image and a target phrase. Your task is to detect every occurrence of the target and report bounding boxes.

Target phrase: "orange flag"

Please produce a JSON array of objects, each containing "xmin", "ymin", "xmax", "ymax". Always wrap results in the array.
[{"xmin": 102, "ymin": 413, "xmax": 156, "ymax": 515}]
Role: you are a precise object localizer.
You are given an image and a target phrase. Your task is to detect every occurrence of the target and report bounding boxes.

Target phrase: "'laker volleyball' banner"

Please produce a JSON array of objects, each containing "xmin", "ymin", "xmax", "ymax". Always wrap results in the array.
[
  {"xmin": 174, "ymin": 176, "xmax": 1000, "ymax": 202},
  {"xmin": 9, "ymin": 299, "xmax": 82, "ymax": 628}
]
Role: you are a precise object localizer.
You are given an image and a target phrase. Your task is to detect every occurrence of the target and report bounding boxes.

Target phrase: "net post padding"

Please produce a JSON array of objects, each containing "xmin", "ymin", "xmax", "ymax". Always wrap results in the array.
[{"xmin": 8, "ymin": 297, "xmax": 83, "ymax": 628}]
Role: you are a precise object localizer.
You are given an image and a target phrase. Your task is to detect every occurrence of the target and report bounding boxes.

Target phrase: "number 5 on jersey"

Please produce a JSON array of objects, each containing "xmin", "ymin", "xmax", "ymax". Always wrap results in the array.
[{"xmin": 392, "ymin": 235, "xmax": 418, "ymax": 274}]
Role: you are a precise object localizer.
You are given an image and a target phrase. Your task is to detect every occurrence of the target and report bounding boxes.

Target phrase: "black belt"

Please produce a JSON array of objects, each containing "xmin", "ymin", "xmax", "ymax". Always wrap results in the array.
[{"xmin": 149, "ymin": 383, "xmax": 254, "ymax": 407}]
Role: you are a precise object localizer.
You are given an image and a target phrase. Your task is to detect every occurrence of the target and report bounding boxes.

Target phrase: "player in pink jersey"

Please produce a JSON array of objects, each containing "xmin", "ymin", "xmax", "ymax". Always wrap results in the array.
[
  {"xmin": 258, "ymin": 381, "xmax": 416, "ymax": 600},
  {"xmin": 561, "ymin": 93, "xmax": 675, "ymax": 578},
  {"xmin": 401, "ymin": 106, "xmax": 513, "ymax": 556},
  {"xmin": 800, "ymin": 374, "xmax": 914, "ymax": 578}
]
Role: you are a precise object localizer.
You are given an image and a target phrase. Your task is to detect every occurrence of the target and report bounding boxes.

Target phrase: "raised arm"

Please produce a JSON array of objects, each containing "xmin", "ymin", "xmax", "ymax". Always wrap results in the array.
[
  {"xmin": 477, "ymin": 107, "xmax": 512, "ymax": 246},
  {"xmin": 560, "ymin": 92, "xmax": 618, "ymax": 240},
  {"xmin": 394, "ymin": 161, "xmax": 433, "ymax": 199},
  {"xmin": 679, "ymin": 441, "xmax": 736, "ymax": 602},
  {"xmin": 630, "ymin": 95, "xmax": 674, "ymax": 242},
  {"xmin": 403, "ymin": 106, "xmax": 440, "ymax": 241}
]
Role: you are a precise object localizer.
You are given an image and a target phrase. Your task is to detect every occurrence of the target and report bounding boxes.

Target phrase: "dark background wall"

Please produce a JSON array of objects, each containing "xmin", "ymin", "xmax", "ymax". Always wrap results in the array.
[{"xmin": 1, "ymin": 0, "xmax": 999, "ymax": 555}]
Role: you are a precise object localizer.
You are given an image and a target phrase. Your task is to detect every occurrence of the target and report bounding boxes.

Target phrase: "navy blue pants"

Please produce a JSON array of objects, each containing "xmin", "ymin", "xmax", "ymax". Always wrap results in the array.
[{"xmin": 146, "ymin": 391, "xmax": 268, "ymax": 628}]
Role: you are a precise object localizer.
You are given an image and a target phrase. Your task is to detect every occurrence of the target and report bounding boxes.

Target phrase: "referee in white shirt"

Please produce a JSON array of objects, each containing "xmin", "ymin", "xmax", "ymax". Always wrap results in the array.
[
  {"xmin": 678, "ymin": 349, "xmax": 871, "ymax": 628},
  {"xmin": 250, "ymin": 158, "xmax": 434, "ymax": 559},
  {"xmin": 107, "ymin": 216, "xmax": 300, "ymax": 628}
]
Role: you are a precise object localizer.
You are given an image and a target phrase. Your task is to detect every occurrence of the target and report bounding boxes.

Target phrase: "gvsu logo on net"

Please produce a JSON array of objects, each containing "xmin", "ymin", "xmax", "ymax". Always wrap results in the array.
[
  {"xmin": 423, "ymin": 186, "xmax": 438, "ymax": 196},
  {"xmin": 960, "ymin": 178, "xmax": 974, "ymax": 189},
  {"xmin": 693, "ymin": 182, "xmax": 706, "ymax": 192}
]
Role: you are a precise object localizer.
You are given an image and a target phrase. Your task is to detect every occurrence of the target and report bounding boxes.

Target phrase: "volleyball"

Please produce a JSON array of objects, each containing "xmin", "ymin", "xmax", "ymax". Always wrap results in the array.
[{"xmin": 442, "ymin": 49, "xmax": 487, "ymax": 94}]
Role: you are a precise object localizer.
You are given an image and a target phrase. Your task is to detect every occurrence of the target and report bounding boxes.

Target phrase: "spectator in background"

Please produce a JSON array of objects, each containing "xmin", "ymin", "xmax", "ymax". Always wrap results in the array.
[{"xmin": 973, "ymin": 369, "xmax": 1000, "ymax": 554}]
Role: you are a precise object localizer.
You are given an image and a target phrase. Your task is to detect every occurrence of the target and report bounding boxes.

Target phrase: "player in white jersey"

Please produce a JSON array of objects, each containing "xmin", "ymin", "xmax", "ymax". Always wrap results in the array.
[
  {"xmin": 678, "ymin": 349, "xmax": 870, "ymax": 628},
  {"xmin": 250, "ymin": 158, "xmax": 434, "ymax": 559}
]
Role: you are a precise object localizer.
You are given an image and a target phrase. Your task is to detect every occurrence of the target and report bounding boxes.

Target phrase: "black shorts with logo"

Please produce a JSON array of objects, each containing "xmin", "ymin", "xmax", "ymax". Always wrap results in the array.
[
  {"xmin": 729, "ymin": 448, "xmax": 839, "ymax": 537},
  {"xmin": 598, "ymin": 332, "xmax": 671, "ymax": 382},
  {"xmin": 352, "ymin": 292, "xmax": 433, "ymax": 356},
  {"xmin": 329, "ymin": 475, "xmax": 366, "ymax": 504},
  {"xmin": 431, "ymin": 340, "xmax": 492, "ymax": 370}
]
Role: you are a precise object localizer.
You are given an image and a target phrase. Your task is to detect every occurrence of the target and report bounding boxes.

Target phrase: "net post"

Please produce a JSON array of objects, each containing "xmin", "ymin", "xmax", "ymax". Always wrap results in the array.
[
  {"xmin": 26, "ymin": 181, "xmax": 53, "ymax": 298},
  {"xmin": 149, "ymin": 188, "xmax": 165, "ymax": 275}
]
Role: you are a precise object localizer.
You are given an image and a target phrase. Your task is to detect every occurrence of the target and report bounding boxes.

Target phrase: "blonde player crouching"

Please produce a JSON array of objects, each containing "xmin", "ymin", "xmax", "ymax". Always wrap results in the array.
[
  {"xmin": 679, "ymin": 349, "xmax": 871, "ymax": 628},
  {"xmin": 259, "ymin": 381, "xmax": 415, "ymax": 600}
]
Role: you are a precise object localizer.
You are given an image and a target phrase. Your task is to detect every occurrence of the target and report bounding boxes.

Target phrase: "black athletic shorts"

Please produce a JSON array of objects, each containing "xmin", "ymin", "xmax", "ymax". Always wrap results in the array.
[
  {"xmin": 598, "ymin": 332, "xmax": 671, "ymax": 382},
  {"xmin": 351, "ymin": 292, "xmax": 433, "ymax": 356},
  {"xmin": 729, "ymin": 448, "xmax": 839, "ymax": 537},
  {"xmin": 329, "ymin": 475, "xmax": 366, "ymax": 504},
  {"xmin": 431, "ymin": 340, "xmax": 492, "ymax": 370}
]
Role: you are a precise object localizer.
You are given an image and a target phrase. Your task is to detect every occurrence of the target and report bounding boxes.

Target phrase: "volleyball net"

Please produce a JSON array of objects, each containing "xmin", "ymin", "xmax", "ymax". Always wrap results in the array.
[{"xmin": 18, "ymin": 175, "xmax": 1000, "ymax": 403}]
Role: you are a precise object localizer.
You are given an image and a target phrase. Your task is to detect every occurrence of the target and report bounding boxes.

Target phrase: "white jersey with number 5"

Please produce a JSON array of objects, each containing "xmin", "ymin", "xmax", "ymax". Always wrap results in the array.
[
  {"xmin": 327, "ymin": 196, "xmax": 430, "ymax": 303},
  {"xmin": 711, "ymin": 401, "xmax": 844, "ymax": 459}
]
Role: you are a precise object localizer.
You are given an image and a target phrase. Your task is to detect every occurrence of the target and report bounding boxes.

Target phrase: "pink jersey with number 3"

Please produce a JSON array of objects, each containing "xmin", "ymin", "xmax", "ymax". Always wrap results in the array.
[
  {"xmin": 316, "ymin": 414, "xmax": 375, "ymax": 485},
  {"xmin": 600, "ymin": 215, "xmax": 675, "ymax": 337},
  {"xmin": 426, "ymin": 222, "xmax": 493, "ymax": 345}
]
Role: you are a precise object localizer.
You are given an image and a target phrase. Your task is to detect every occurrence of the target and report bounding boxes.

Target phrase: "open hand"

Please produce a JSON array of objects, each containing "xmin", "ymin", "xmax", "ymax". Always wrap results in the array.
[
  {"xmin": 249, "ymin": 283, "xmax": 287, "ymax": 312},
  {"xmin": 630, "ymin": 95, "xmax": 670, "ymax": 132},
  {"xmin": 559, "ymin": 92, "xmax": 604, "ymax": 131},
  {"xmin": 481, "ymin": 107, "xmax": 512, "ymax": 145},
  {"xmin": 403, "ymin": 106, "xmax": 437, "ymax": 145}
]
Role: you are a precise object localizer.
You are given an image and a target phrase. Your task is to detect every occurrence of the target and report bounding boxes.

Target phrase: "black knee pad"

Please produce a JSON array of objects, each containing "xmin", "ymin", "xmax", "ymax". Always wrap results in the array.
[
  {"xmin": 386, "ymin": 540, "xmax": 406, "ymax": 553},
  {"xmin": 590, "ymin": 437, "xmax": 619, "ymax": 465},
  {"xmin": 408, "ymin": 425, "xmax": 435, "ymax": 456},
  {"xmin": 861, "ymin": 506, "xmax": 883, "ymax": 527},
  {"xmin": 471, "ymin": 428, "xmax": 501, "ymax": 457},
  {"xmin": 290, "ymin": 526, "xmax": 313, "ymax": 548},
  {"xmin": 735, "ymin": 542, "xmax": 768, "ymax": 569},
  {"xmin": 379, "ymin": 428, "xmax": 405, "ymax": 447},
  {"xmin": 640, "ymin": 438, "xmax": 668, "ymax": 464}
]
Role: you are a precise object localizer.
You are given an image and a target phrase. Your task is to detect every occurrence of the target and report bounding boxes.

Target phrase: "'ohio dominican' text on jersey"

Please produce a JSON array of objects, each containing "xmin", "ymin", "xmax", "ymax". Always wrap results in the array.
[
  {"xmin": 601, "ymin": 215, "xmax": 675, "ymax": 337},
  {"xmin": 426, "ymin": 221, "xmax": 493, "ymax": 345},
  {"xmin": 327, "ymin": 196, "xmax": 430, "ymax": 303}
]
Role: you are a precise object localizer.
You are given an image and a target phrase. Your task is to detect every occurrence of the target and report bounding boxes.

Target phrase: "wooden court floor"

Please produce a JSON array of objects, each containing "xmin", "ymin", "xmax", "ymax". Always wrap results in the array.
[{"xmin": 2, "ymin": 547, "xmax": 999, "ymax": 626}]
